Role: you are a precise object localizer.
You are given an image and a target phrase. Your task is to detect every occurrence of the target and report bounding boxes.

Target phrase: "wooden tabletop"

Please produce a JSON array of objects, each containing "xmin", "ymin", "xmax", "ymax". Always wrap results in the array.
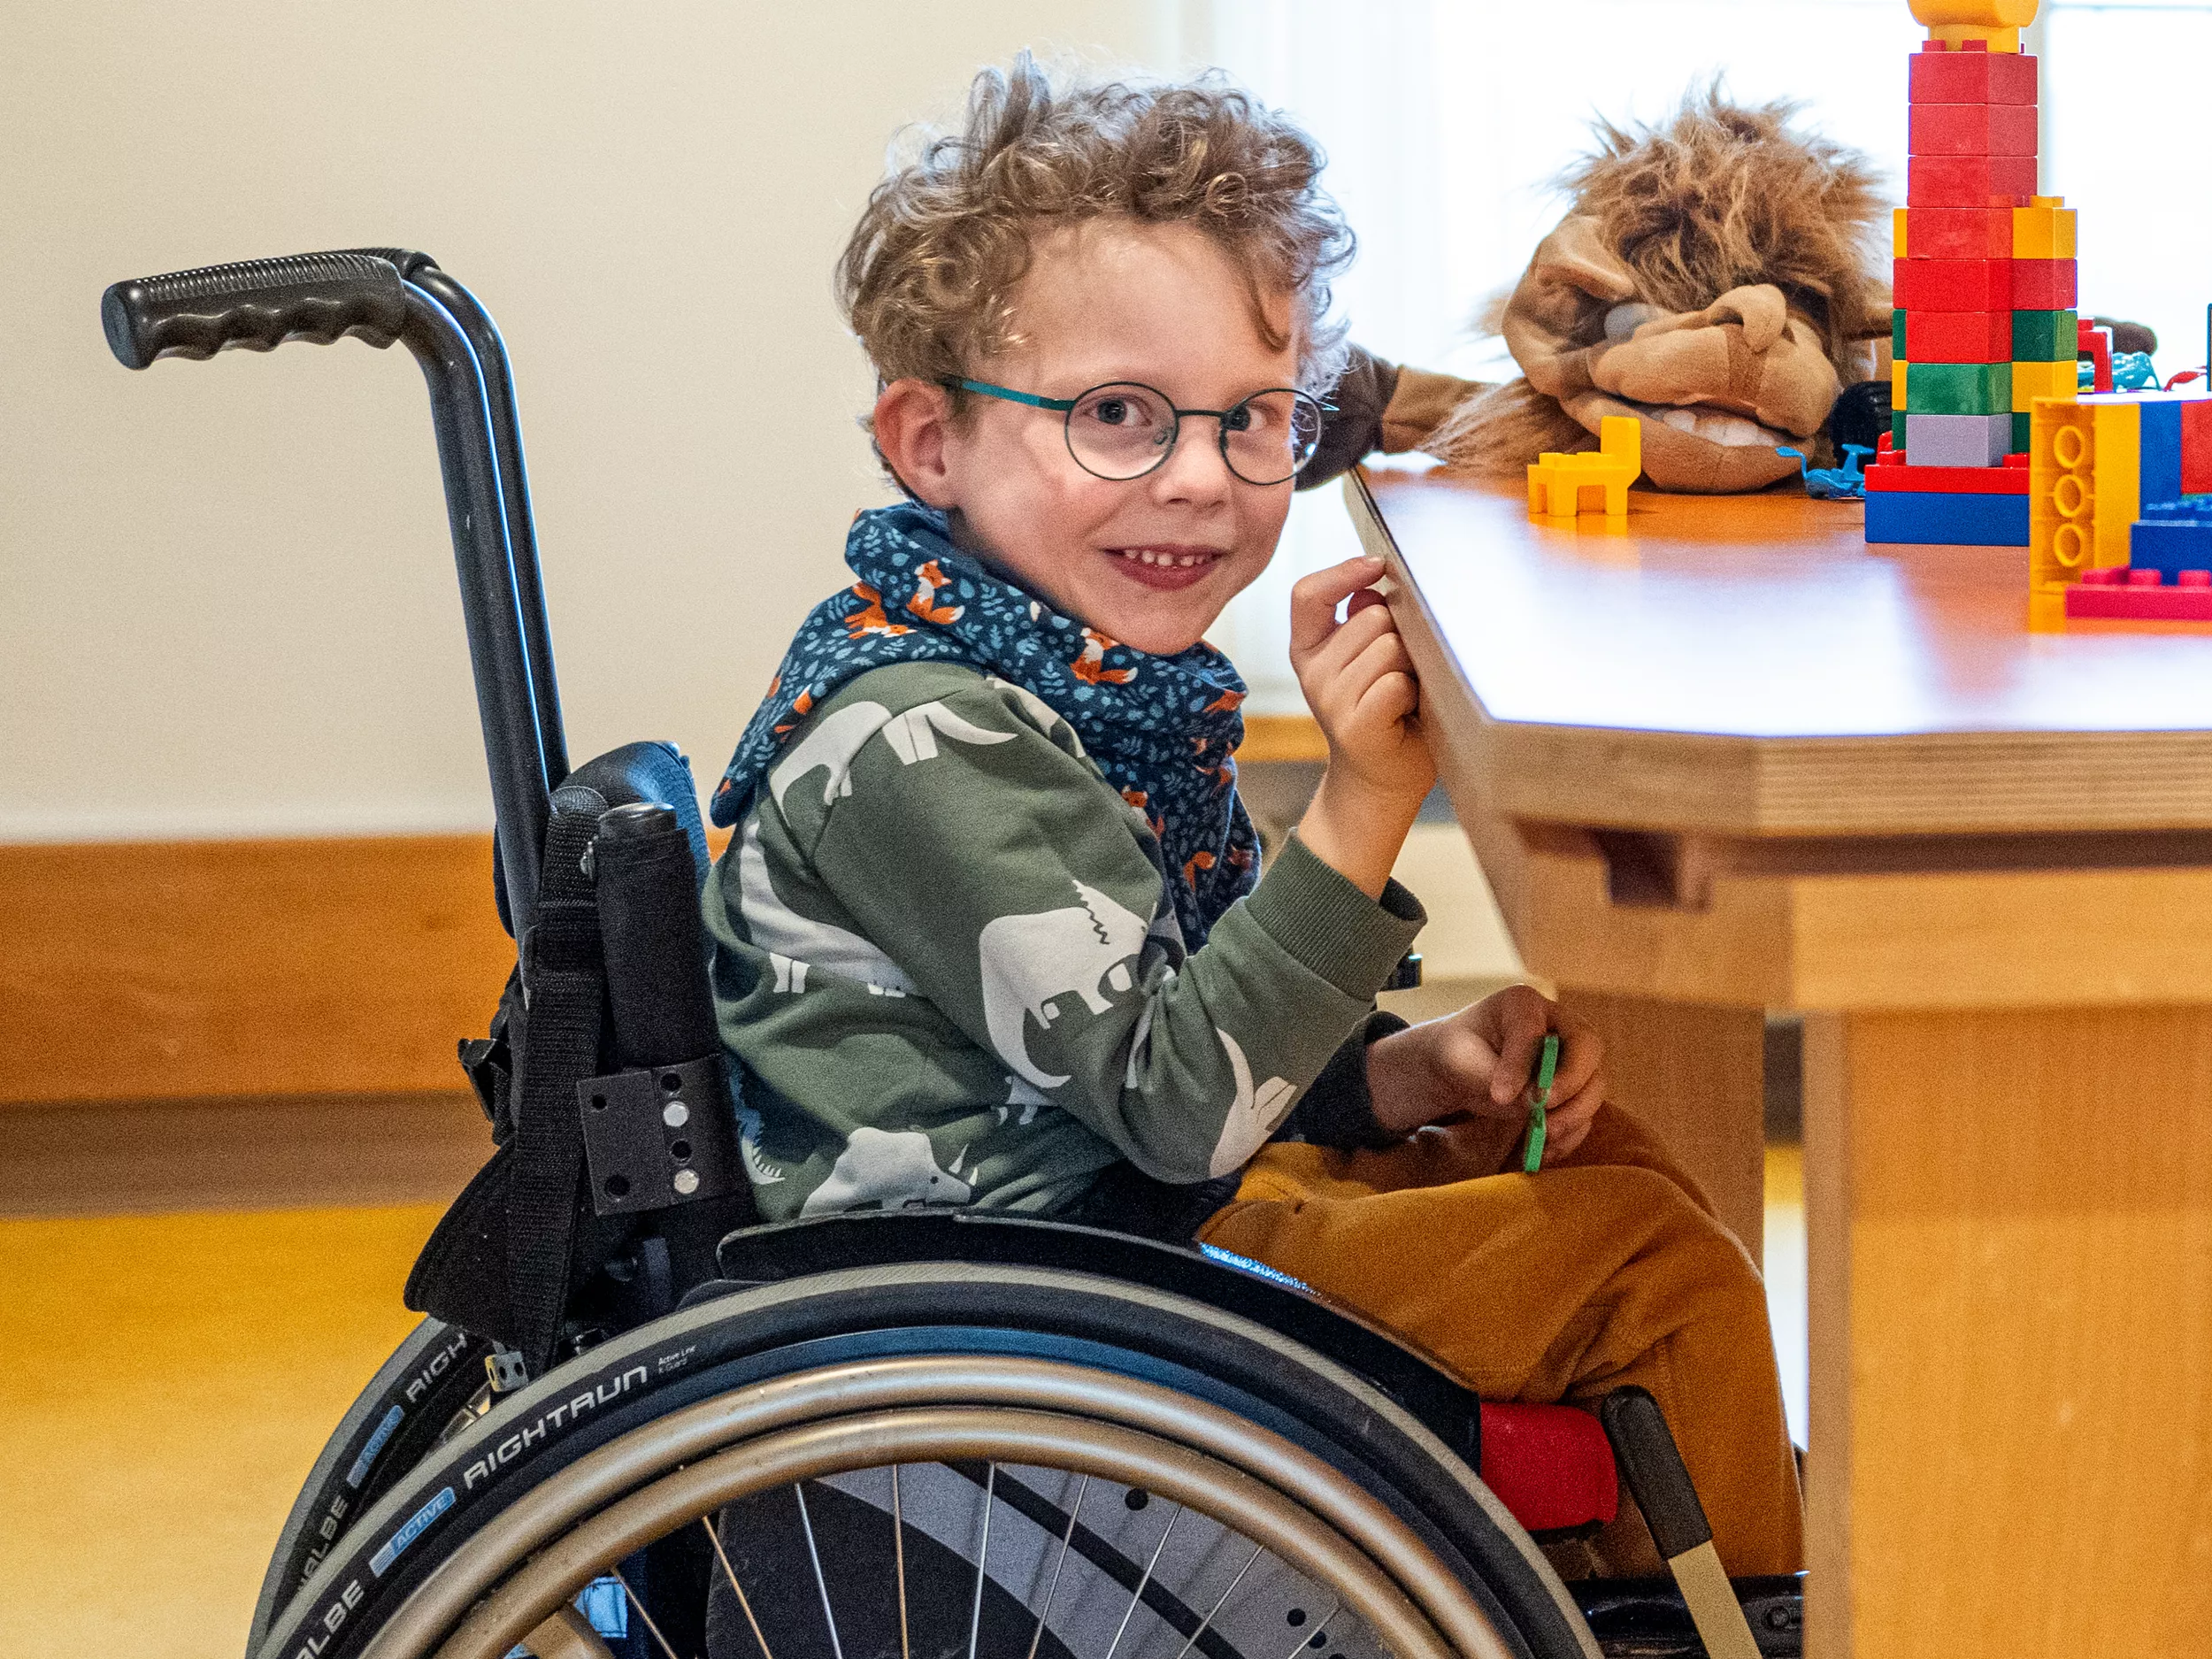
[{"xmin": 1354, "ymin": 468, "xmax": 2212, "ymax": 840}]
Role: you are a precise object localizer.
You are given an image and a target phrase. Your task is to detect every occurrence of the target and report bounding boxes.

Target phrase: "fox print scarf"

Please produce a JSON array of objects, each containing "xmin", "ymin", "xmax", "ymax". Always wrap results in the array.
[{"xmin": 711, "ymin": 502, "xmax": 1260, "ymax": 948}]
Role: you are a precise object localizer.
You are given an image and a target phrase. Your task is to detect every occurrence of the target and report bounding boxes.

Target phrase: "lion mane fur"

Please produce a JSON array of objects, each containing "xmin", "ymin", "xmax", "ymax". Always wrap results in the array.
[{"xmin": 1431, "ymin": 86, "xmax": 1890, "ymax": 472}]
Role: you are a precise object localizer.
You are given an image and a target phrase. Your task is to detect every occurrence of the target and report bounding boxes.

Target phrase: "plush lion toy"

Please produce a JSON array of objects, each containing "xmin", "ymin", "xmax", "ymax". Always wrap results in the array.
[{"xmin": 1310, "ymin": 89, "xmax": 1893, "ymax": 494}]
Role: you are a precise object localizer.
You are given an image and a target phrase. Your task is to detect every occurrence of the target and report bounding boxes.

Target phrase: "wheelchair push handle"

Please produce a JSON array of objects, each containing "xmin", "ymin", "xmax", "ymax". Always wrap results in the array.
[
  {"xmin": 101, "ymin": 252, "xmax": 409, "ymax": 370},
  {"xmin": 102, "ymin": 247, "xmax": 558, "ymax": 941}
]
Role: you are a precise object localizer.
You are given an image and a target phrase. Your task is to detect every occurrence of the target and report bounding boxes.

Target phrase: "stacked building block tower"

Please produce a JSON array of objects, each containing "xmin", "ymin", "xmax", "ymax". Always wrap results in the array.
[{"xmin": 1865, "ymin": 0, "xmax": 2075, "ymax": 546}]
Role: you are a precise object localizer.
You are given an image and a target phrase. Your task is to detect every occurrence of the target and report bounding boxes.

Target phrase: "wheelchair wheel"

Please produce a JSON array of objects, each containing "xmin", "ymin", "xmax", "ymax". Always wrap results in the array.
[
  {"xmin": 251, "ymin": 1261, "xmax": 1601, "ymax": 1659},
  {"xmin": 250, "ymin": 1319, "xmax": 495, "ymax": 1650}
]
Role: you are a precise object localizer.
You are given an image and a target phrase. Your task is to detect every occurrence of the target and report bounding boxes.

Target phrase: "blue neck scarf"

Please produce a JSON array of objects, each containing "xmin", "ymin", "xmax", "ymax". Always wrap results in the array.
[{"xmin": 711, "ymin": 502, "xmax": 1260, "ymax": 948}]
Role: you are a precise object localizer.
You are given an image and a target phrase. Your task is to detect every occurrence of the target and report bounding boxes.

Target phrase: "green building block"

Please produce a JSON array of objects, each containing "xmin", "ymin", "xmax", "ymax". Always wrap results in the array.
[
  {"xmin": 1904, "ymin": 360, "xmax": 2011, "ymax": 416},
  {"xmin": 1894, "ymin": 407, "xmax": 1909, "ymax": 445},
  {"xmin": 1893, "ymin": 308, "xmax": 1908, "ymax": 359},
  {"xmin": 2011, "ymin": 308, "xmax": 2078, "ymax": 362},
  {"xmin": 2013, "ymin": 411, "xmax": 2032, "ymax": 453}
]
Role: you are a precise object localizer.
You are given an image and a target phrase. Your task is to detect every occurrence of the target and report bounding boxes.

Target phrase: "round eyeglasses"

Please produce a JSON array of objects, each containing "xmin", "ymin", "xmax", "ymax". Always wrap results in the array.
[{"xmin": 949, "ymin": 379, "xmax": 1327, "ymax": 486}]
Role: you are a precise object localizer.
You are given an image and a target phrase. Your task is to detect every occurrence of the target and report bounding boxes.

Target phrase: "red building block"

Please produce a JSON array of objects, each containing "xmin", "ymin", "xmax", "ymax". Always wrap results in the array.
[
  {"xmin": 1909, "ymin": 102, "xmax": 2039, "ymax": 157},
  {"xmin": 1902, "ymin": 309, "xmax": 2012, "ymax": 362},
  {"xmin": 1893, "ymin": 258, "xmax": 2012, "ymax": 311},
  {"xmin": 1864, "ymin": 458, "xmax": 2029, "ymax": 494},
  {"xmin": 1901, "ymin": 206, "xmax": 2015, "ymax": 260},
  {"xmin": 2066, "ymin": 567, "xmax": 2212, "ymax": 621},
  {"xmin": 1909, "ymin": 45, "xmax": 2038, "ymax": 105},
  {"xmin": 2078, "ymin": 319, "xmax": 2114, "ymax": 393},
  {"xmin": 2183, "ymin": 400, "xmax": 2212, "ymax": 496},
  {"xmin": 2012, "ymin": 257, "xmax": 2078, "ymax": 309},
  {"xmin": 1907, "ymin": 153, "xmax": 2038, "ymax": 206}
]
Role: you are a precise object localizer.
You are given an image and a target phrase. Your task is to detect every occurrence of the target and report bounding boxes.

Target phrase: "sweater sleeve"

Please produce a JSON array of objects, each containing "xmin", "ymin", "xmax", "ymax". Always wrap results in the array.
[
  {"xmin": 1279, "ymin": 1010, "xmax": 1411, "ymax": 1151},
  {"xmin": 787, "ymin": 677, "xmax": 1425, "ymax": 1185}
]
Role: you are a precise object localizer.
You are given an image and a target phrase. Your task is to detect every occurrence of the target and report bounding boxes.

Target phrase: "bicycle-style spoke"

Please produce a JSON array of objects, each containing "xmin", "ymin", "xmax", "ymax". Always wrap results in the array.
[
  {"xmin": 890, "ymin": 1464, "xmax": 910, "ymax": 1659},
  {"xmin": 1271, "ymin": 1596, "xmax": 1341, "ymax": 1659},
  {"xmin": 611, "ymin": 1564, "xmax": 689, "ymax": 1659},
  {"xmin": 1102, "ymin": 1502, "xmax": 1184, "ymax": 1659},
  {"xmin": 700, "ymin": 1517, "xmax": 775, "ymax": 1659},
  {"xmin": 1167, "ymin": 1540, "xmax": 1264, "ymax": 1659},
  {"xmin": 795, "ymin": 1482, "xmax": 848, "ymax": 1659},
  {"xmin": 964, "ymin": 1463, "xmax": 997, "ymax": 1659},
  {"xmin": 1022, "ymin": 1473, "xmax": 1089, "ymax": 1659}
]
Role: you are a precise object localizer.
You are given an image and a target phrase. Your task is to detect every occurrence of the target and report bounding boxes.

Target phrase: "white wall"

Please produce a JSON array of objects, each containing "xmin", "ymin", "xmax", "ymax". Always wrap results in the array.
[{"xmin": 0, "ymin": 1, "xmax": 1183, "ymax": 841}]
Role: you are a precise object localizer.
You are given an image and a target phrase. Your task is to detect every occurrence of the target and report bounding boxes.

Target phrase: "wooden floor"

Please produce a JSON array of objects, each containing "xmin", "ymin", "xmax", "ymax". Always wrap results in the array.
[
  {"xmin": 0, "ymin": 1155, "xmax": 1810, "ymax": 1658},
  {"xmin": 0, "ymin": 1203, "xmax": 438, "ymax": 1658}
]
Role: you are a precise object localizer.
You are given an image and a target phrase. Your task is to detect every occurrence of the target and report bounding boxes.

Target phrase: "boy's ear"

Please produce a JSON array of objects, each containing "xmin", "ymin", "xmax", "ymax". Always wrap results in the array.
[{"xmin": 872, "ymin": 379, "xmax": 958, "ymax": 507}]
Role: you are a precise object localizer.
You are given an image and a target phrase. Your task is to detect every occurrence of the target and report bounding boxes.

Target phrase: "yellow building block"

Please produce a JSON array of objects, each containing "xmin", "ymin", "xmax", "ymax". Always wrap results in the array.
[
  {"xmin": 2091, "ymin": 398, "xmax": 2141, "ymax": 568},
  {"xmin": 2012, "ymin": 357, "xmax": 2077, "ymax": 412},
  {"xmin": 2013, "ymin": 200, "xmax": 2078, "ymax": 260},
  {"xmin": 1893, "ymin": 358, "xmax": 1910, "ymax": 408},
  {"xmin": 1894, "ymin": 206, "xmax": 1909, "ymax": 258},
  {"xmin": 2029, "ymin": 399, "xmax": 2096, "ymax": 589},
  {"xmin": 1910, "ymin": 0, "xmax": 2035, "ymax": 50},
  {"xmin": 1527, "ymin": 415, "xmax": 1643, "ymax": 519},
  {"xmin": 2028, "ymin": 394, "xmax": 2145, "ymax": 596}
]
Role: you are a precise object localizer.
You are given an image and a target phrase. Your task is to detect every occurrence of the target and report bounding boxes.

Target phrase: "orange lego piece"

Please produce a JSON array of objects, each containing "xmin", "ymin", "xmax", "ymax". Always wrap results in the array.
[
  {"xmin": 1909, "ymin": 0, "xmax": 2038, "ymax": 53},
  {"xmin": 1527, "ymin": 416, "xmax": 1643, "ymax": 519}
]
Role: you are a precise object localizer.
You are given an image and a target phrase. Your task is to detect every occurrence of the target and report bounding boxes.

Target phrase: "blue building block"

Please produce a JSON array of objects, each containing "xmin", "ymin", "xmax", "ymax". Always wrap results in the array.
[
  {"xmin": 1865, "ymin": 488, "xmax": 2031, "ymax": 546},
  {"xmin": 2128, "ymin": 517, "xmax": 2212, "ymax": 576},
  {"xmin": 2140, "ymin": 397, "xmax": 2185, "ymax": 504}
]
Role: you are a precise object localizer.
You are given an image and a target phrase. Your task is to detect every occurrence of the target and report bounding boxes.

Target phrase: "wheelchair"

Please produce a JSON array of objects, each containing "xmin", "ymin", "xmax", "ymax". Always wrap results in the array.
[{"xmin": 101, "ymin": 252, "xmax": 1803, "ymax": 1659}]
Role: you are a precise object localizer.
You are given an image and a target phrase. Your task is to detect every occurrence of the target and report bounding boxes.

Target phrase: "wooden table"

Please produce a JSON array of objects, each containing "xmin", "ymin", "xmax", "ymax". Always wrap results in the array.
[{"xmin": 1346, "ymin": 466, "xmax": 2212, "ymax": 1659}]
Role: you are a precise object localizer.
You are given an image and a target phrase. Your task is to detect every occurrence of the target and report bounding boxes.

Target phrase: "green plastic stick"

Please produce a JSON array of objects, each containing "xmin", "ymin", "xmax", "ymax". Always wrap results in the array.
[{"xmin": 1524, "ymin": 1033, "xmax": 1561, "ymax": 1173}]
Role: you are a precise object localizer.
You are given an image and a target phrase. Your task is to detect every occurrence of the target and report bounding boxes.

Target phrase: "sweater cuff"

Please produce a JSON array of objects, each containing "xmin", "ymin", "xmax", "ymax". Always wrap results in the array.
[
  {"xmin": 1286, "ymin": 1010, "xmax": 1410, "ymax": 1150},
  {"xmin": 1241, "ymin": 833, "xmax": 1426, "ymax": 1001}
]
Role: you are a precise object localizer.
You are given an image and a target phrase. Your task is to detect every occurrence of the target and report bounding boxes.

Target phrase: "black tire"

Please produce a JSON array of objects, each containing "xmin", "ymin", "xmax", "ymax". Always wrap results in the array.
[
  {"xmin": 250, "ymin": 1262, "xmax": 1600, "ymax": 1659},
  {"xmin": 249, "ymin": 1319, "xmax": 493, "ymax": 1651}
]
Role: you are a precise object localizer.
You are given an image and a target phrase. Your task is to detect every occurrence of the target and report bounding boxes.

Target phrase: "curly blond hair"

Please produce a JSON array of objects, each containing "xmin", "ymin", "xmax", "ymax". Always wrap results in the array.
[{"xmin": 838, "ymin": 54, "xmax": 1355, "ymax": 411}]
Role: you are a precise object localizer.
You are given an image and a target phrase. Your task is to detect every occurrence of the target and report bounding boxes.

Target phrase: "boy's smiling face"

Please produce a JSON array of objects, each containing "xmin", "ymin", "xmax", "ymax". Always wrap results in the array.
[{"xmin": 879, "ymin": 218, "xmax": 1301, "ymax": 657}]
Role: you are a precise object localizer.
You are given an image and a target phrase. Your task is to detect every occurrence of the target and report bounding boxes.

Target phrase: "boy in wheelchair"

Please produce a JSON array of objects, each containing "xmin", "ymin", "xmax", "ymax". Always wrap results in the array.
[{"xmin": 703, "ymin": 58, "xmax": 1801, "ymax": 1585}]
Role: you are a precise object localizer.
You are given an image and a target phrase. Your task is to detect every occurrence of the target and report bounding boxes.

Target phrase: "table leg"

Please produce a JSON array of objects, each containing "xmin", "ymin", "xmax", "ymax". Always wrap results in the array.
[
  {"xmin": 1556, "ymin": 989, "xmax": 1767, "ymax": 1262},
  {"xmin": 1802, "ymin": 1007, "xmax": 2212, "ymax": 1659}
]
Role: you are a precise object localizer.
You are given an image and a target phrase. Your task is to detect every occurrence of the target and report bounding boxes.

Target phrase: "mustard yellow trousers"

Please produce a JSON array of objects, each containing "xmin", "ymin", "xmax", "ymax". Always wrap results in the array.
[{"xmin": 1195, "ymin": 1101, "xmax": 1804, "ymax": 1578}]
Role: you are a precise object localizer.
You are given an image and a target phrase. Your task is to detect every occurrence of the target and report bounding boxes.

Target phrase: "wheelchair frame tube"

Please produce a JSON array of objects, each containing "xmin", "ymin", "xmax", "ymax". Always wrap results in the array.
[
  {"xmin": 405, "ymin": 264, "xmax": 569, "ymax": 791},
  {"xmin": 399, "ymin": 280, "xmax": 549, "ymax": 936},
  {"xmin": 343, "ymin": 250, "xmax": 569, "ymax": 793}
]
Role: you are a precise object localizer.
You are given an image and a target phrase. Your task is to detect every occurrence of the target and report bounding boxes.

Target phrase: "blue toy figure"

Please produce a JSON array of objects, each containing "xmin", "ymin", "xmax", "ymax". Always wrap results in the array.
[
  {"xmin": 1777, "ymin": 443, "xmax": 1873, "ymax": 500},
  {"xmin": 2088, "ymin": 351, "xmax": 2161, "ymax": 392}
]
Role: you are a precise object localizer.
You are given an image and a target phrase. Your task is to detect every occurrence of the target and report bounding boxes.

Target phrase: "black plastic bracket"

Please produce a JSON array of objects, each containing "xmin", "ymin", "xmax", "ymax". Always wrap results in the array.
[{"xmin": 578, "ymin": 1055, "xmax": 741, "ymax": 1217}]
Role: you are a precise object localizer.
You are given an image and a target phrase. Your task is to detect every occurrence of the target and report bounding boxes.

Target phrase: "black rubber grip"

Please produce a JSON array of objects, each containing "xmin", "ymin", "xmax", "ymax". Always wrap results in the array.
[
  {"xmin": 101, "ymin": 250, "xmax": 407, "ymax": 370},
  {"xmin": 1599, "ymin": 1386, "xmax": 1716, "ymax": 1560}
]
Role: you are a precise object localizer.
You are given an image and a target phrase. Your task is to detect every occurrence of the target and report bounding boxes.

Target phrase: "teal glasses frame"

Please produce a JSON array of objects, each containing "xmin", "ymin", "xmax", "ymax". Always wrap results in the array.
[{"xmin": 948, "ymin": 378, "xmax": 1328, "ymax": 486}]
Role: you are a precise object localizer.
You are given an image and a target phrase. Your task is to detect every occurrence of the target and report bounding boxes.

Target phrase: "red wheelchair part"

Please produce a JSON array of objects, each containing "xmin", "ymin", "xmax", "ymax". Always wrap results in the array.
[{"xmin": 1479, "ymin": 1401, "xmax": 1620, "ymax": 1534}]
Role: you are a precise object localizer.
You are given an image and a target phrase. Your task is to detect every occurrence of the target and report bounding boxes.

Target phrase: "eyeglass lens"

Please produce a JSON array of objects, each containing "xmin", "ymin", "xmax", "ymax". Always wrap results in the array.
[{"xmin": 1064, "ymin": 383, "xmax": 1323, "ymax": 485}]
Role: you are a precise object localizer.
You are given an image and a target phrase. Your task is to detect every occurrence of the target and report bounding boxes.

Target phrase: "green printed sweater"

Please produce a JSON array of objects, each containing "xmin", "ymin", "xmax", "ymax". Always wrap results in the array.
[{"xmin": 703, "ymin": 660, "xmax": 1425, "ymax": 1225}]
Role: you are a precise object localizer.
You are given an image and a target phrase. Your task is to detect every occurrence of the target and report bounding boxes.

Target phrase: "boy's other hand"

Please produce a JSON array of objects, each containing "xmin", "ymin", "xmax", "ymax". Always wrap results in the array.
[
  {"xmin": 1290, "ymin": 555, "xmax": 1436, "ymax": 897},
  {"xmin": 1364, "ymin": 985, "xmax": 1606, "ymax": 1162}
]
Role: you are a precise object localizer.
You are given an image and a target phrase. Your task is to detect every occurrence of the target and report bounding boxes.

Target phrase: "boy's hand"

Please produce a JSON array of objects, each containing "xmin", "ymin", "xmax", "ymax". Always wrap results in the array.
[
  {"xmin": 1290, "ymin": 555, "xmax": 1436, "ymax": 897},
  {"xmin": 1364, "ymin": 985, "xmax": 1606, "ymax": 1163},
  {"xmin": 1290, "ymin": 556, "xmax": 1434, "ymax": 803}
]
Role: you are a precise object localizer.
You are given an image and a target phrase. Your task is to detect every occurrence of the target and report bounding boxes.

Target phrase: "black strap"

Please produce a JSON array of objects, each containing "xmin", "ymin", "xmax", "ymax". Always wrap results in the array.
[
  {"xmin": 407, "ymin": 797, "xmax": 609, "ymax": 1369},
  {"xmin": 501, "ymin": 803, "xmax": 607, "ymax": 1369}
]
